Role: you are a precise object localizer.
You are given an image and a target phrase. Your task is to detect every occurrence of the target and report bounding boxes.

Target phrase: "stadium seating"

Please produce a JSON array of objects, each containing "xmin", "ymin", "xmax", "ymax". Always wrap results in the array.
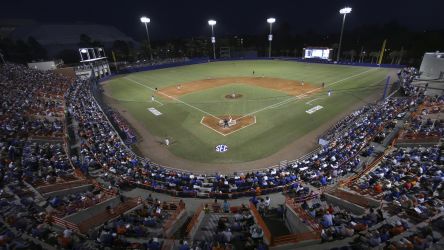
[{"xmin": 1, "ymin": 62, "xmax": 443, "ymax": 249}]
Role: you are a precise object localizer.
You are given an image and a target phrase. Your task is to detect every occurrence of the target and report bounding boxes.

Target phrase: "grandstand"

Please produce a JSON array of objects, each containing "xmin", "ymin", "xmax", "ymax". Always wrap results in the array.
[
  {"xmin": 1, "ymin": 0, "xmax": 444, "ymax": 248},
  {"xmin": 0, "ymin": 54, "xmax": 443, "ymax": 249}
]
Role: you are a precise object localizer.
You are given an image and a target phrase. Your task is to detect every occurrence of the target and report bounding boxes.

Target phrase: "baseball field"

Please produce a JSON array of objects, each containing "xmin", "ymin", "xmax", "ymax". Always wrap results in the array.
[{"xmin": 102, "ymin": 60, "xmax": 394, "ymax": 167}]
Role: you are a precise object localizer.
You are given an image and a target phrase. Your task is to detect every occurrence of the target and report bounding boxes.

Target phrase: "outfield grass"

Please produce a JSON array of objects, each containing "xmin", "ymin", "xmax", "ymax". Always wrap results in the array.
[{"xmin": 104, "ymin": 60, "xmax": 392, "ymax": 163}]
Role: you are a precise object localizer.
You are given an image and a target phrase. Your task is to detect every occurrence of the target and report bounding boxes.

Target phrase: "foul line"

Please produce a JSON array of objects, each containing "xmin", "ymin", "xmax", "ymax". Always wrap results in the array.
[
  {"xmin": 235, "ymin": 67, "xmax": 379, "ymax": 121},
  {"xmin": 306, "ymin": 97, "xmax": 325, "ymax": 105},
  {"xmin": 124, "ymin": 77, "xmax": 219, "ymax": 119},
  {"xmin": 153, "ymin": 100, "xmax": 164, "ymax": 106},
  {"xmin": 200, "ymin": 117, "xmax": 225, "ymax": 136},
  {"xmin": 126, "ymin": 68, "xmax": 378, "ymax": 128},
  {"xmin": 200, "ymin": 116, "xmax": 257, "ymax": 137}
]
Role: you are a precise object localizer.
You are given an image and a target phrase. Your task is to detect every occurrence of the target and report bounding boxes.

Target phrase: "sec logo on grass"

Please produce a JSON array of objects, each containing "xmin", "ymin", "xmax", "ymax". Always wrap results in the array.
[{"xmin": 215, "ymin": 144, "xmax": 229, "ymax": 153}]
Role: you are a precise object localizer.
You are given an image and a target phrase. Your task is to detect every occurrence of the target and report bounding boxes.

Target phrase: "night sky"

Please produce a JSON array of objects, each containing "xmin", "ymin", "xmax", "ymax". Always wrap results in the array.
[{"xmin": 2, "ymin": 0, "xmax": 444, "ymax": 40}]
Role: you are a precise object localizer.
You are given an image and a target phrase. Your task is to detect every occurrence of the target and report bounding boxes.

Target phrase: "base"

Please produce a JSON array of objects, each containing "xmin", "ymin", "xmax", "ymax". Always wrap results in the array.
[{"xmin": 201, "ymin": 115, "xmax": 256, "ymax": 136}]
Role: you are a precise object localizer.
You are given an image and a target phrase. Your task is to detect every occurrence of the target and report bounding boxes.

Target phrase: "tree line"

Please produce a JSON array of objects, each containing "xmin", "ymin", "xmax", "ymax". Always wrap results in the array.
[{"xmin": 0, "ymin": 21, "xmax": 443, "ymax": 66}]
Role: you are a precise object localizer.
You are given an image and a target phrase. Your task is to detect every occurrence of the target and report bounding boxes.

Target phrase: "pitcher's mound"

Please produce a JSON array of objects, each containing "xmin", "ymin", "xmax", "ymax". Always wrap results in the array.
[
  {"xmin": 201, "ymin": 115, "xmax": 256, "ymax": 136},
  {"xmin": 225, "ymin": 93, "xmax": 243, "ymax": 99}
]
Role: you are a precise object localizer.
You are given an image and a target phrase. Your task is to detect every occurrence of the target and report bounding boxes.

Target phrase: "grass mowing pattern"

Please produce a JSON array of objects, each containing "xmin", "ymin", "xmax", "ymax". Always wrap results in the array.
[{"xmin": 104, "ymin": 60, "xmax": 392, "ymax": 163}]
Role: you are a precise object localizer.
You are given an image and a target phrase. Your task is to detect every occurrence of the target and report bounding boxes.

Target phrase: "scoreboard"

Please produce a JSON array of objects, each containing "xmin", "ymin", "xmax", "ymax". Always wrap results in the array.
[{"xmin": 303, "ymin": 47, "xmax": 331, "ymax": 60}]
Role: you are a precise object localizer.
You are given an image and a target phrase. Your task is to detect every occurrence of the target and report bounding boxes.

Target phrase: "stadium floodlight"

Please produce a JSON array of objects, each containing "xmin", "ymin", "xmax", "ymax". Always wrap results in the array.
[
  {"xmin": 80, "ymin": 49, "xmax": 88, "ymax": 53},
  {"xmin": 267, "ymin": 18, "xmax": 276, "ymax": 24},
  {"xmin": 339, "ymin": 7, "xmax": 352, "ymax": 14},
  {"xmin": 140, "ymin": 16, "xmax": 150, "ymax": 23},
  {"xmin": 336, "ymin": 7, "xmax": 352, "ymax": 62},
  {"xmin": 208, "ymin": 19, "xmax": 217, "ymax": 60},
  {"xmin": 140, "ymin": 16, "xmax": 153, "ymax": 60},
  {"xmin": 266, "ymin": 17, "xmax": 276, "ymax": 58}
]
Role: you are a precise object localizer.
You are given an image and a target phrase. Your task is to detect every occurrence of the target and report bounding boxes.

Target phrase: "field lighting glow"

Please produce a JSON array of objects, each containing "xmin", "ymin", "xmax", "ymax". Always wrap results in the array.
[
  {"xmin": 140, "ymin": 16, "xmax": 150, "ymax": 23},
  {"xmin": 339, "ymin": 7, "xmax": 352, "ymax": 14}
]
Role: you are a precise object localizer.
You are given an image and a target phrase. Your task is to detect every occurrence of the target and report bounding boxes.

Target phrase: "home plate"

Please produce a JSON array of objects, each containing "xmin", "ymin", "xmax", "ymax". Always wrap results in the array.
[{"xmin": 147, "ymin": 107, "xmax": 162, "ymax": 116}]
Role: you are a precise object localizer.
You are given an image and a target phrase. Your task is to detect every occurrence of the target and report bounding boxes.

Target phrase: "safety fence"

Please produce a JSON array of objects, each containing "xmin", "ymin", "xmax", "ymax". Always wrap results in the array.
[
  {"xmin": 285, "ymin": 197, "xmax": 322, "ymax": 232},
  {"xmin": 186, "ymin": 204, "xmax": 204, "ymax": 236},
  {"xmin": 37, "ymin": 179, "xmax": 92, "ymax": 194},
  {"xmin": 339, "ymin": 152, "xmax": 386, "ymax": 188},
  {"xmin": 249, "ymin": 197, "xmax": 322, "ymax": 246},
  {"xmin": 162, "ymin": 200, "xmax": 186, "ymax": 236},
  {"xmin": 129, "ymin": 180, "xmax": 297, "ymax": 199},
  {"xmin": 272, "ymin": 230, "xmax": 321, "ymax": 246},
  {"xmin": 51, "ymin": 215, "xmax": 80, "ymax": 233},
  {"xmin": 248, "ymin": 202, "xmax": 272, "ymax": 245},
  {"xmin": 327, "ymin": 188, "xmax": 379, "ymax": 209}
]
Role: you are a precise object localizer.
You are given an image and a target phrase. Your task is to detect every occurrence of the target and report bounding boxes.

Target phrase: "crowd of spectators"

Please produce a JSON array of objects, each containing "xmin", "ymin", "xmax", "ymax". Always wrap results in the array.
[
  {"xmin": 0, "ymin": 63, "xmax": 69, "ymax": 138},
  {"xmin": 48, "ymin": 187, "xmax": 115, "ymax": 217},
  {"xmin": 0, "ymin": 63, "xmax": 81, "ymax": 249},
  {"xmin": 108, "ymin": 110, "xmax": 137, "ymax": 145},
  {"xmin": 401, "ymin": 95, "xmax": 444, "ymax": 140},
  {"xmin": 1, "ymin": 61, "xmax": 442, "ymax": 249},
  {"xmin": 190, "ymin": 202, "xmax": 268, "ymax": 250},
  {"xmin": 95, "ymin": 199, "xmax": 175, "ymax": 248},
  {"xmin": 354, "ymin": 145, "xmax": 444, "ymax": 217},
  {"xmin": 398, "ymin": 67, "xmax": 421, "ymax": 96},
  {"xmin": 67, "ymin": 73, "xmax": 418, "ymax": 198}
]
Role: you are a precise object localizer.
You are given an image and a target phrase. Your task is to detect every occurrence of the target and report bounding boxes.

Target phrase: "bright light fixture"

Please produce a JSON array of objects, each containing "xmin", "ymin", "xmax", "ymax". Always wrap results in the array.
[
  {"xmin": 140, "ymin": 16, "xmax": 150, "ymax": 23},
  {"xmin": 339, "ymin": 7, "xmax": 352, "ymax": 14},
  {"xmin": 208, "ymin": 20, "xmax": 216, "ymax": 26},
  {"xmin": 80, "ymin": 49, "xmax": 87, "ymax": 53},
  {"xmin": 267, "ymin": 18, "xmax": 276, "ymax": 24}
]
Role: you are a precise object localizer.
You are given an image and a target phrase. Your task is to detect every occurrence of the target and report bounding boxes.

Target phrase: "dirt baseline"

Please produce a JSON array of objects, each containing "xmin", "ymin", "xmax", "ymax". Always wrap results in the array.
[
  {"xmin": 201, "ymin": 115, "xmax": 256, "ymax": 135},
  {"xmin": 160, "ymin": 77, "xmax": 318, "ymax": 98}
]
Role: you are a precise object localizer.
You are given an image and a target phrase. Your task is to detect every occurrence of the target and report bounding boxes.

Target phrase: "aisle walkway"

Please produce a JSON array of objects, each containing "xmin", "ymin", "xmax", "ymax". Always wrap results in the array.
[{"xmin": 123, "ymin": 187, "xmax": 286, "ymax": 214}]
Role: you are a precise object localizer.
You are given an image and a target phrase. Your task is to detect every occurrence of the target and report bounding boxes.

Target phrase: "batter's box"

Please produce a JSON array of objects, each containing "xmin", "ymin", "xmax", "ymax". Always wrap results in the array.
[{"xmin": 200, "ymin": 115, "xmax": 256, "ymax": 136}]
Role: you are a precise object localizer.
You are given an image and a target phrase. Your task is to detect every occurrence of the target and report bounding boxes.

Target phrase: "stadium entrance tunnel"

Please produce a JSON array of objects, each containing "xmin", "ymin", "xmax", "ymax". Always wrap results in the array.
[{"xmin": 201, "ymin": 115, "xmax": 256, "ymax": 136}]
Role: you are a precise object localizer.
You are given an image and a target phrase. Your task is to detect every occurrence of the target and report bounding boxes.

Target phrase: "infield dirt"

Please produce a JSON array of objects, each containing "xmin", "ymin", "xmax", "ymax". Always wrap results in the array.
[
  {"xmin": 160, "ymin": 77, "xmax": 318, "ymax": 98},
  {"xmin": 201, "ymin": 115, "xmax": 255, "ymax": 136}
]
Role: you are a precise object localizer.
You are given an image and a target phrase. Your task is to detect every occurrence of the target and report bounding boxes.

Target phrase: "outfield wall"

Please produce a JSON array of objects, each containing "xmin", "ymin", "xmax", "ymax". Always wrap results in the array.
[{"xmin": 101, "ymin": 57, "xmax": 402, "ymax": 80}]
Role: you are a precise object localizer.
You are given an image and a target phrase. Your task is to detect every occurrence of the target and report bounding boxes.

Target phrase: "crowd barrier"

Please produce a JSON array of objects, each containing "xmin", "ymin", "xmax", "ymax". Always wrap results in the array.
[
  {"xmin": 51, "ymin": 215, "xmax": 80, "ymax": 233},
  {"xmin": 272, "ymin": 230, "xmax": 321, "ymax": 246},
  {"xmin": 129, "ymin": 180, "xmax": 298, "ymax": 199},
  {"xmin": 162, "ymin": 200, "xmax": 186, "ymax": 235},
  {"xmin": 186, "ymin": 204, "xmax": 203, "ymax": 236},
  {"xmin": 285, "ymin": 197, "xmax": 322, "ymax": 232}
]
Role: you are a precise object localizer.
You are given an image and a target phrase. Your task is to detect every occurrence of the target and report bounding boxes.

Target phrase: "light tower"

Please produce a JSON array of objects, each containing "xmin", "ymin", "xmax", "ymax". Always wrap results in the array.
[
  {"xmin": 267, "ymin": 17, "xmax": 276, "ymax": 58},
  {"xmin": 336, "ymin": 7, "xmax": 352, "ymax": 62},
  {"xmin": 140, "ymin": 16, "xmax": 153, "ymax": 60},
  {"xmin": 208, "ymin": 19, "xmax": 217, "ymax": 60}
]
